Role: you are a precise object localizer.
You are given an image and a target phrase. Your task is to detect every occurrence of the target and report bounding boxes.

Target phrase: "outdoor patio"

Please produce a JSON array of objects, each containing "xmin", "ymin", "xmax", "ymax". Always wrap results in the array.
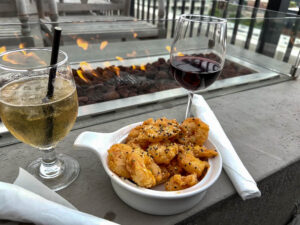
[{"xmin": 0, "ymin": 0, "xmax": 299, "ymax": 225}]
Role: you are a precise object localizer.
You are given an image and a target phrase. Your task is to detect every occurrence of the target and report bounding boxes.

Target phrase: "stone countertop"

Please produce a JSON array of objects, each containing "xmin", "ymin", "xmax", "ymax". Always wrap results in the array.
[{"xmin": 0, "ymin": 79, "xmax": 299, "ymax": 225}]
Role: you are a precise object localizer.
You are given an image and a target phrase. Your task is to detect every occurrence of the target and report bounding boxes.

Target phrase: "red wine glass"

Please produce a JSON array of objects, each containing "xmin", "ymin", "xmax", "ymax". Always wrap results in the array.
[{"xmin": 170, "ymin": 14, "xmax": 227, "ymax": 119}]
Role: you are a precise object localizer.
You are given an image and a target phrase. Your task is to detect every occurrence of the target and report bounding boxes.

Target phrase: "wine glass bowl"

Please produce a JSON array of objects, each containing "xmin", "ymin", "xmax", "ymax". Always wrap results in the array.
[
  {"xmin": 170, "ymin": 15, "xmax": 227, "ymax": 118},
  {"xmin": 0, "ymin": 48, "xmax": 79, "ymax": 191}
]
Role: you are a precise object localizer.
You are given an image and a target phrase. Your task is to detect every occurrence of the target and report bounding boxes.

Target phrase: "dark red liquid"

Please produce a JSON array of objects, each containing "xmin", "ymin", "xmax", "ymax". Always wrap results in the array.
[{"xmin": 170, "ymin": 56, "xmax": 221, "ymax": 91}]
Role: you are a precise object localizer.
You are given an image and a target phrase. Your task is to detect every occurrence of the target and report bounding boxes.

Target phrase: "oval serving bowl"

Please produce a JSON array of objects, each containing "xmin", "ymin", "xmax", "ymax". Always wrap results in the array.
[{"xmin": 74, "ymin": 122, "xmax": 222, "ymax": 215}]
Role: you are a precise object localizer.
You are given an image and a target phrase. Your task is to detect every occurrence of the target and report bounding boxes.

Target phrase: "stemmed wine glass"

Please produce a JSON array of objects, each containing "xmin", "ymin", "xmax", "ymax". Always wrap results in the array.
[
  {"xmin": 0, "ymin": 48, "xmax": 79, "ymax": 191},
  {"xmin": 170, "ymin": 15, "xmax": 227, "ymax": 118}
]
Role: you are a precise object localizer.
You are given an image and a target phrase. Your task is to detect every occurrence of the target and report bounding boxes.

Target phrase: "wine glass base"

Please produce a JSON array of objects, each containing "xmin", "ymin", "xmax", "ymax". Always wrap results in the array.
[{"xmin": 27, "ymin": 153, "xmax": 80, "ymax": 191}]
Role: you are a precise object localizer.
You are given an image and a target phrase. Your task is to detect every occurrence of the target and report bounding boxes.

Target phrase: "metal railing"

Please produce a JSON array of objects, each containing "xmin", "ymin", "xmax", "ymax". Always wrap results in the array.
[{"xmin": 131, "ymin": 0, "xmax": 300, "ymax": 65}]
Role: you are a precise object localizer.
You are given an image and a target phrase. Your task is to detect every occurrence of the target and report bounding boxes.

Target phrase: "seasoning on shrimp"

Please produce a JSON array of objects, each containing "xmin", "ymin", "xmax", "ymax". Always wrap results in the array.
[
  {"xmin": 147, "ymin": 141, "xmax": 179, "ymax": 164},
  {"xmin": 126, "ymin": 117, "xmax": 181, "ymax": 144},
  {"xmin": 177, "ymin": 150, "xmax": 210, "ymax": 178},
  {"xmin": 177, "ymin": 117, "xmax": 209, "ymax": 146},
  {"xmin": 107, "ymin": 117, "xmax": 217, "ymax": 191},
  {"xmin": 108, "ymin": 144, "xmax": 132, "ymax": 178},
  {"xmin": 165, "ymin": 174, "xmax": 198, "ymax": 191}
]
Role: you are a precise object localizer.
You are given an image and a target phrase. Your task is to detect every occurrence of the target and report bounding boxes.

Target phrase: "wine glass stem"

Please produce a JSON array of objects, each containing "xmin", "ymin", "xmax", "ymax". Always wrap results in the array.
[
  {"xmin": 40, "ymin": 148, "xmax": 64, "ymax": 179},
  {"xmin": 185, "ymin": 92, "xmax": 194, "ymax": 119}
]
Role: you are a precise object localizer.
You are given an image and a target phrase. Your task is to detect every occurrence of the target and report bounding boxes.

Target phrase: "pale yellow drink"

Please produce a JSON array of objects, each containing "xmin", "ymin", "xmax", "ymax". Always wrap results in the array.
[{"xmin": 0, "ymin": 76, "xmax": 78, "ymax": 150}]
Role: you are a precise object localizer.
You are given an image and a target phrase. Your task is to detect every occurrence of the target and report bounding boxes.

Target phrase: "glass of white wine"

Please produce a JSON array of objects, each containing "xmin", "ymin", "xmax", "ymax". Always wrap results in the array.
[{"xmin": 0, "ymin": 48, "xmax": 79, "ymax": 191}]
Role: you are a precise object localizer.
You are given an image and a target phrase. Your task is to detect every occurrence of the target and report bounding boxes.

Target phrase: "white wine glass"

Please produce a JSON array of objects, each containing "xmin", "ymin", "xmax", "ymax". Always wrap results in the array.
[{"xmin": 0, "ymin": 48, "xmax": 79, "ymax": 191}]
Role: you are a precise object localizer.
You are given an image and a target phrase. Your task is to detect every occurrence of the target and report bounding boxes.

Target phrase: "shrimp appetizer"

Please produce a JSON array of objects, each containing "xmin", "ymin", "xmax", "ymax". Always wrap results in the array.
[{"xmin": 107, "ymin": 117, "xmax": 218, "ymax": 191}]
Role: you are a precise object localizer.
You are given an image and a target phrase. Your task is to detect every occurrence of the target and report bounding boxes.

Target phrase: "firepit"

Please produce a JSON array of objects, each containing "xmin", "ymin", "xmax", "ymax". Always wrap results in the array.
[
  {"xmin": 66, "ymin": 53, "xmax": 280, "ymax": 119},
  {"xmin": 73, "ymin": 57, "xmax": 255, "ymax": 106},
  {"xmin": 0, "ymin": 54, "xmax": 279, "ymax": 135}
]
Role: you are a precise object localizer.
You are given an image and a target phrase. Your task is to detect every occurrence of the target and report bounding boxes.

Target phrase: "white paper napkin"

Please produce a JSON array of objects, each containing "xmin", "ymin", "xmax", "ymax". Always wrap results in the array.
[
  {"xmin": 191, "ymin": 94, "xmax": 261, "ymax": 200},
  {"xmin": 14, "ymin": 168, "xmax": 76, "ymax": 210},
  {"xmin": 0, "ymin": 168, "xmax": 119, "ymax": 225}
]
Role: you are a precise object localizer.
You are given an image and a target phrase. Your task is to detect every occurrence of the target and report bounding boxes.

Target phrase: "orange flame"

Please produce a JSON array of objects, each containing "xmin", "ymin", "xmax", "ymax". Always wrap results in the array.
[
  {"xmin": 19, "ymin": 43, "xmax": 27, "ymax": 55},
  {"xmin": 113, "ymin": 66, "xmax": 120, "ymax": 76},
  {"xmin": 165, "ymin": 46, "xmax": 171, "ymax": 53},
  {"xmin": 19, "ymin": 43, "xmax": 25, "ymax": 49},
  {"xmin": 26, "ymin": 52, "xmax": 47, "ymax": 65},
  {"xmin": 140, "ymin": 64, "xmax": 146, "ymax": 71},
  {"xmin": 77, "ymin": 70, "xmax": 89, "ymax": 83},
  {"xmin": 79, "ymin": 61, "xmax": 98, "ymax": 77},
  {"xmin": 80, "ymin": 61, "xmax": 93, "ymax": 71},
  {"xmin": 100, "ymin": 41, "xmax": 108, "ymax": 50},
  {"xmin": 0, "ymin": 46, "xmax": 6, "ymax": 54},
  {"xmin": 103, "ymin": 61, "xmax": 111, "ymax": 67},
  {"xmin": 133, "ymin": 33, "xmax": 138, "ymax": 38},
  {"xmin": 126, "ymin": 50, "xmax": 137, "ymax": 57},
  {"xmin": 76, "ymin": 38, "xmax": 88, "ymax": 50},
  {"xmin": 2, "ymin": 54, "xmax": 18, "ymax": 65},
  {"xmin": 115, "ymin": 56, "xmax": 124, "ymax": 61},
  {"xmin": 2, "ymin": 51, "xmax": 47, "ymax": 66},
  {"xmin": 132, "ymin": 65, "xmax": 136, "ymax": 70}
]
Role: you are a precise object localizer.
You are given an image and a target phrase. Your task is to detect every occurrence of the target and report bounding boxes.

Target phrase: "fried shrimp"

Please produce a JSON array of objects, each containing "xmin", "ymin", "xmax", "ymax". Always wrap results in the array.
[
  {"xmin": 107, "ymin": 144, "xmax": 131, "ymax": 178},
  {"xmin": 177, "ymin": 151, "xmax": 209, "ymax": 178},
  {"xmin": 180, "ymin": 144, "xmax": 218, "ymax": 159},
  {"xmin": 125, "ymin": 147, "xmax": 162, "ymax": 187},
  {"xmin": 191, "ymin": 145, "xmax": 218, "ymax": 158},
  {"xmin": 126, "ymin": 150, "xmax": 156, "ymax": 188},
  {"xmin": 147, "ymin": 141, "xmax": 179, "ymax": 164},
  {"xmin": 178, "ymin": 117, "xmax": 209, "ymax": 146},
  {"xmin": 144, "ymin": 154, "xmax": 163, "ymax": 184},
  {"xmin": 126, "ymin": 124, "xmax": 143, "ymax": 142},
  {"xmin": 126, "ymin": 118, "xmax": 181, "ymax": 144},
  {"xmin": 107, "ymin": 117, "xmax": 216, "ymax": 191},
  {"xmin": 126, "ymin": 125, "xmax": 149, "ymax": 149},
  {"xmin": 157, "ymin": 165, "xmax": 171, "ymax": 185},
  {"xmin": 166, "ymin": 158, "xmax": 183, "ymax": 176},
  {"xmin": 165, "ymin": 174, "xmax": 198, "ymax": 191}
]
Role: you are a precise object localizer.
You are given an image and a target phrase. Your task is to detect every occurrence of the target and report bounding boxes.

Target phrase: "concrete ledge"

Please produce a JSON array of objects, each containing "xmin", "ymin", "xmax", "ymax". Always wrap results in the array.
[
  {"xmin": 177, "ymin": 159, "xmax": 300, "ymax": 225},
  {"xmin": 0, "ymin": 79, "xmax": 299, "ymax": 225}
]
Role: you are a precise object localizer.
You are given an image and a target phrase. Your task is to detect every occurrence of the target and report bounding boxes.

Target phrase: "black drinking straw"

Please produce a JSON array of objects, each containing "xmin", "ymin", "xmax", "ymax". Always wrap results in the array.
[{"xmin": 46, "ymin": 27, "xmax": 62, "ymax": 100}]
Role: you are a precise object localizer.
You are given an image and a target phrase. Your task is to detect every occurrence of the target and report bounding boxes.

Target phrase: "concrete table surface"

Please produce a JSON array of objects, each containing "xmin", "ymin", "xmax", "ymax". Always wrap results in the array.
[{"xmin": 0, "ymin": 79, "xmax": 299, "ymax": 225}]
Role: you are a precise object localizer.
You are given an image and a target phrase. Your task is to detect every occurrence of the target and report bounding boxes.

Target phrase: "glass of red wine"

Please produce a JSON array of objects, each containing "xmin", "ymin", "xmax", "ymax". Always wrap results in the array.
[{"xmin": 170, "ymin": 14, "xmax": 227, "ymax": 118}]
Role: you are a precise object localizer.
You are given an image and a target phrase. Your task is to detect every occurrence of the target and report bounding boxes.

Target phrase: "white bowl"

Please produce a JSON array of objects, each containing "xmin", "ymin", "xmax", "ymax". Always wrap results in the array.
[{"xmin": 74, "ymin": 122, "xmax": 222, "ymax": 215}]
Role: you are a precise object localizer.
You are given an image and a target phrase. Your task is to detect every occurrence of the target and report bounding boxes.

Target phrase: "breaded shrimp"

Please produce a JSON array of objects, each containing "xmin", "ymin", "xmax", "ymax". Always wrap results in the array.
[
  {"xmin": 126, "ymin": 150, "xmax": 156, "ymax": 188},
  {"xmin": 177, "ymin": 151, "xmax": 209, "ymax": 177},
  {"xmin": 107, "ymin": 144, "xmax": 132, "ymax": 178},
  {"xmin": 126, "ymin": 117, "xmax": 181, "ymax": 144},
  {"xmin": 179, "ymin": 143, "xmax": 218, "ymax": 158},
  {"xmin": 178, "ymin": 117, "xmax": 209, "ymax": 146},
  {"xmin": 157, "ymin": 165, "xmax": 171, "ymax": 185},
  {"xmin": 166, "ymin": 158, "xmax": 183, "ymax": 176},
  {"xmin": 143, "ymin": 154, "xmax": 163, "ymax": 184},
  {"xmin": 191, "ymin": 144, "xmax": 218, "ymax": 158},
  {"xmin": 126, "ymin": 124, "xmax": 143, "ymax": 142},
  {"xmin": 165, "ymin": 174, "xmax": 198, "ymax": 191},
  {"xmin": 147, "ymin": 141, "xmax": 179, "ymax": 164},
  {"xmin": 126, "ymin": 125, "xmax": 149, "ymax": 149},
  {"xmin": 126, "ymin": 147, "xmax": 163, "ymax": 187}
]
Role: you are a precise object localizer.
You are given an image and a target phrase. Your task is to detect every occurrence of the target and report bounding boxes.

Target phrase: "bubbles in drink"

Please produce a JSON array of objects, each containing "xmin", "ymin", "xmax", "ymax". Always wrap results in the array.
[
  {"xmin": 0, "ymin": 76, "xmax": 74, "ymax": 106},
  {"xmin": 0, "ymin": 76, "xmax": 78, "ymax": 149}
]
